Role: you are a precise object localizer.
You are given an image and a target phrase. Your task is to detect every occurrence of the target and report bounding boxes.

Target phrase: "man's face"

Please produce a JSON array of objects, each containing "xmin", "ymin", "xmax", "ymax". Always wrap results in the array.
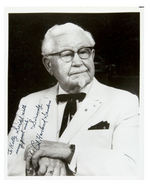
[{"xmin": 47, "ymin": 30, "xmax": 95, "ymax": 93}]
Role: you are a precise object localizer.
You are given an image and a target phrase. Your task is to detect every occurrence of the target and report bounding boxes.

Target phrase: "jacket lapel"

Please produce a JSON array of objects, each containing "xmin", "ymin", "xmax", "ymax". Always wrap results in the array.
[
  {"xmin": 39, "ymin": 84, "xmax": 59, "ymax": 141},
  {"xmin": 59, "ymin": 78, "xmax": 105, "ymax": 143}
]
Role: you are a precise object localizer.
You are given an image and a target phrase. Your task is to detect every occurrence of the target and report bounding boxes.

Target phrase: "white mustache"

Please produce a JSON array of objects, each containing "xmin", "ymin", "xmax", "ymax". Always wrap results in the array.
[{"xmin": 69, "ymin": 68, "xmax": 88, "ymax": 76}]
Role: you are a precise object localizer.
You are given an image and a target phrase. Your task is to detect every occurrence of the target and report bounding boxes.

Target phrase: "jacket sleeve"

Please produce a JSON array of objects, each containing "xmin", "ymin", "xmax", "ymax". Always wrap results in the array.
[{"xmin": 68, "ymin": 94, "xmax": 140, "ymax": 176}]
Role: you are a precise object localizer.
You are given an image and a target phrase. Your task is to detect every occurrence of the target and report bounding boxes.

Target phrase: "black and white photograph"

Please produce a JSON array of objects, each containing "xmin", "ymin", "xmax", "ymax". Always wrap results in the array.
[{"xmin": 7, "ymin": 8, "xmax": 142, "ymax": 177}]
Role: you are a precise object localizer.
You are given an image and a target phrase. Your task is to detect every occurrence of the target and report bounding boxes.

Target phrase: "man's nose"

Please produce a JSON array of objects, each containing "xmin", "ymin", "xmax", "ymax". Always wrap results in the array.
[{"xmin": 72, "ymin": 53, "xmax": 83, "ymax": 66}]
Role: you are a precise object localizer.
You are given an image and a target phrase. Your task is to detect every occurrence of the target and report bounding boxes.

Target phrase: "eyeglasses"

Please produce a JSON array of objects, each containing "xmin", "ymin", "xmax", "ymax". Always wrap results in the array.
[{"xmin": 45, "ymin": 47, "xmax": 94, "ymax": 63}]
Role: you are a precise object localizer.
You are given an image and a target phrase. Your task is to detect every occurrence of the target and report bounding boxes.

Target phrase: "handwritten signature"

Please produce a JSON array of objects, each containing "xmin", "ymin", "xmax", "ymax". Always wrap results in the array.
[
  {"xmin": 29, "ymin": 104, "xmax": 43, "ymax": 129},
  {"xmin": 31, "ymin": 101, "xmax": 51, "ymax": 150}
]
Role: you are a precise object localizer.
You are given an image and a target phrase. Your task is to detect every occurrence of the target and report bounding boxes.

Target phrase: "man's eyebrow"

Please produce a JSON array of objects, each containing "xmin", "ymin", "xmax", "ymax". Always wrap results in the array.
[{"xmin": 59, "ymin": 45, "xmax": 93, "ymax": 51}]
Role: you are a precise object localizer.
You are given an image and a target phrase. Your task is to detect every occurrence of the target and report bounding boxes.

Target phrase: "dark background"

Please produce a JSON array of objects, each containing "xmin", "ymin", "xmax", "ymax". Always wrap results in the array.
[{"xmin": 8, "ymin": 12, "xmax": 140, "ymax": 132}]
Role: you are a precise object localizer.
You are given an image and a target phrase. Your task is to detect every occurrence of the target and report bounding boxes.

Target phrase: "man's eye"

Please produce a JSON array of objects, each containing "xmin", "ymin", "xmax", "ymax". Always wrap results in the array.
[
  {"xmin": 79, "ymin": 49, "xmax": 90, "ymax": 55},
  {"xmin": 61, "ymin": 51, "xmax": 72, "ymax": 57},
  {"xmin": 79, "ymin": 51, "xmax": 87, "ymax": 54}
]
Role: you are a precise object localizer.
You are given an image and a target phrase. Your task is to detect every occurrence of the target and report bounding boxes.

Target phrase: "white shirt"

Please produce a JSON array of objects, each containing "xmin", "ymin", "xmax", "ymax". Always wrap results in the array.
[{"xmin": 57, "ymin": 81, "xmax": 93, "ymax": 135}]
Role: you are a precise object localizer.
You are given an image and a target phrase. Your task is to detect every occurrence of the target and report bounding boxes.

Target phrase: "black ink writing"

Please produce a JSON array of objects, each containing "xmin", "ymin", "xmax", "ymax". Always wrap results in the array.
[
  {"xmin": 29, "ymin": 104, "xmax": 43, "ymax": 129},
  {"xmin": 31, "ymin": 100, "xmax": 51, "ymax": 149},
  {"xmin": 8, "ymin": 101, "xmax": 51, "ymax": 155}
]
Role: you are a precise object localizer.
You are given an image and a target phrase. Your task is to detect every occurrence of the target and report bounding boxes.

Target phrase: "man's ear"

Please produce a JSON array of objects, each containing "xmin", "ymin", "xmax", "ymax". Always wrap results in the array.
[
  {"xmin": 42, "ymin": 57, "xmax": 53, "ymax": 75},
  {"xmin": 91, "ymin": 49, "xmax": 95, "ymax": 60}
]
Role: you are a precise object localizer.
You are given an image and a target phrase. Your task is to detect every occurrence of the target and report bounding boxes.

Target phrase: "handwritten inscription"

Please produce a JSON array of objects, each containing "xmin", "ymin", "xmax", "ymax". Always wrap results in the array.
[
  {"xmin": 31, "ymin": 100, "xmax": 51, "ymax": 150},
  {"xmin": 16, "ymin": 130, "xmax": 25, "ymax": 154},
  {"xmin": 8, "ymin": 135, "xmax": 18, "ymax": 155},
  {"xmin": 8, "ymin": 100, "xmax": 51, "ymax": 155},
  {"xmin": 29, "ymin": 104, "xmax": 43, "ymax": 129},
  {"xmin": 8, "ymin": 104, "xmax": 27, "ymax": 155},
  {"xmin": 12, "ymin": 105, "xmax": 26, "ymax": 134}
]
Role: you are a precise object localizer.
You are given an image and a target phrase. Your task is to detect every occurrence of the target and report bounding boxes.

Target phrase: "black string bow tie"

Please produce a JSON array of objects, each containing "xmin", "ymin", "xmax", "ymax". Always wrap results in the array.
[
  {"xmin": 56, "ymin": 93, "xmax": 86, "ymax": 103},
  {"xmin": 56, "ymin": 92, "xmax": 86, "ymax": 137}
]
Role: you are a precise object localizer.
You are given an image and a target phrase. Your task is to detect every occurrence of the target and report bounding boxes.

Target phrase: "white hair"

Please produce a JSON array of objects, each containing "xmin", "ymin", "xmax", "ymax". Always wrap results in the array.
[{"xmin": 41, "ymin": 22, "xmax": 95, "ymax": 56}]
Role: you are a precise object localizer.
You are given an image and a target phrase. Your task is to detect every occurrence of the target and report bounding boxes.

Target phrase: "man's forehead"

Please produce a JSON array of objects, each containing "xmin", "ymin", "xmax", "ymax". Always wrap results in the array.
[{"xmin": 53, "ymin": 30, "xmax": 91, "ymax": 50}]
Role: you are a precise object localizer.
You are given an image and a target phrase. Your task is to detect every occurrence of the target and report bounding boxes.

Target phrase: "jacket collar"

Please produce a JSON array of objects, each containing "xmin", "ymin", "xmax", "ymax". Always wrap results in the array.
[{"xmin": 43, "ymin": 77, "xmax": 107, "ymax": 103}]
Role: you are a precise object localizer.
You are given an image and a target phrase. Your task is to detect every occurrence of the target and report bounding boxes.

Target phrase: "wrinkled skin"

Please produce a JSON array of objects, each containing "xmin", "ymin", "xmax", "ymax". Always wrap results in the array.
[
  {"xmin": 24, "ymin": 141, "xmax": 71, "ymax": 176},
  {"xmin": 43, "ymin": 31, "xmax": 95, "ymax": 93}
]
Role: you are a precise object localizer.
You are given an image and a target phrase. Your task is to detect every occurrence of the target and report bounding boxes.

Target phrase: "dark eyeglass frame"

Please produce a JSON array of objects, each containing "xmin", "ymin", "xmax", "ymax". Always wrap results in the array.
[{"xmin": 44, "ymin": 47, "xmax": 94, "ymax": 62}]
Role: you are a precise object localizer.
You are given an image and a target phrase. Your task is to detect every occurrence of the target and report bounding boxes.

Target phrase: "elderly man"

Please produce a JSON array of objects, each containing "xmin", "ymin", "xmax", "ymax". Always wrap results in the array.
[{"xmin": 8, "ymin": 23, "xmax": 139, "ymax": 176}]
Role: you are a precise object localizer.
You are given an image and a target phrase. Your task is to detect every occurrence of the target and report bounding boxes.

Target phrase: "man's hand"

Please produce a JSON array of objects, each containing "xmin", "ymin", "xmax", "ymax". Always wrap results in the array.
[
  {"xmin": 24, "ymin": 143, "xmax": 67, "ymax": 176},
  {"xmin": 24, "ymin": 140, "xmax": 72, "ymax": 171},
  {"xmin": 31, "ymin": 140, "xmax": 72, "ymax": 169},
  {"xmin": 37, "ymin": 157, "xmax": 67, "ymax": 176}
]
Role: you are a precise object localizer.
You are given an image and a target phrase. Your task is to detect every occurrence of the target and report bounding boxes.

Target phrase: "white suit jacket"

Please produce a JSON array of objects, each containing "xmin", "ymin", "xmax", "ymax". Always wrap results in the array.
[{"xmin": 8, "ymin": 78, "xmax": 139, "ymax": 176}]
